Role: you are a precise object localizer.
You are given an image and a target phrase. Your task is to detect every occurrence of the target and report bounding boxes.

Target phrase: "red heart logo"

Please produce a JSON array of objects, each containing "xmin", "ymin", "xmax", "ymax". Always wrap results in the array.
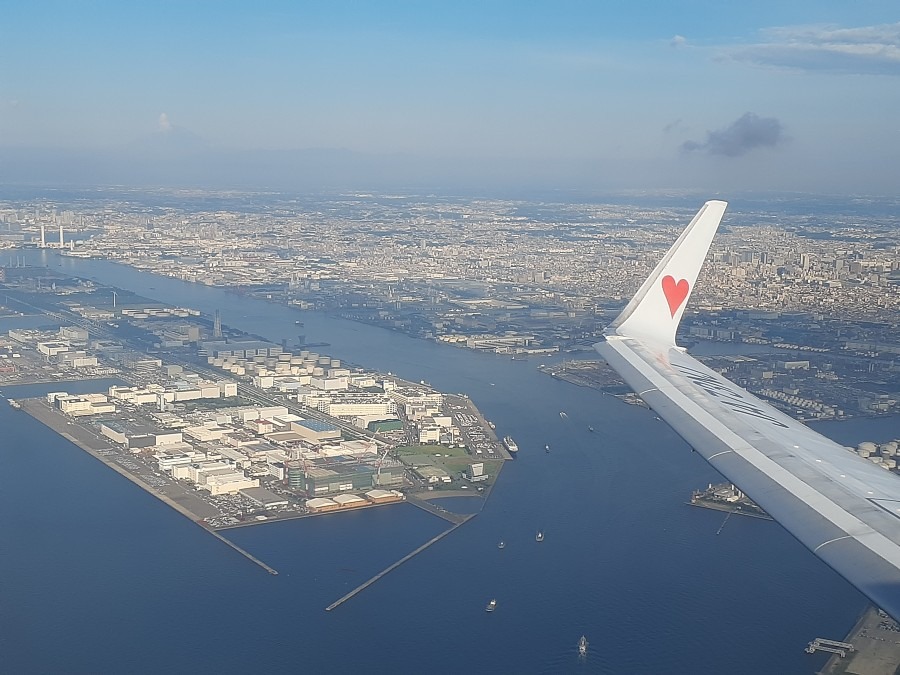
[{"xmin": 661, "ymin": 275, "xmax": 689, "ymax": 317}]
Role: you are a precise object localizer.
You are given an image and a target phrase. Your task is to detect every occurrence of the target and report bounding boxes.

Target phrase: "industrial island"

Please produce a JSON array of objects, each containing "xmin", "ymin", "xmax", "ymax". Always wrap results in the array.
[{"xmin": 0, "ymin": 265, "xmax": 513, "ymax": 575}]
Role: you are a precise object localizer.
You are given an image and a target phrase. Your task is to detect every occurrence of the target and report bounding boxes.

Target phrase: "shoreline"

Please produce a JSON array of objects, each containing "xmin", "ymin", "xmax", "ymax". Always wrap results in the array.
[{"xmin": 16, "ymin": 397, "xmax": 281, "ymax": 575}]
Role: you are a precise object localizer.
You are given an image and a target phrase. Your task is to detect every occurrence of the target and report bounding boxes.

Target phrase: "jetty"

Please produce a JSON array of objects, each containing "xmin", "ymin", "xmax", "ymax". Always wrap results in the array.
[{"xmin": 325, "ymin": 515, "xmax": 474, "ymax": 611}]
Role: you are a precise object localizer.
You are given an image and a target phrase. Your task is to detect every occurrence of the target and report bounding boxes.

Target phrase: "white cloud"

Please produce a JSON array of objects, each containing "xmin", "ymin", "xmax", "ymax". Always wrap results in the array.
[
  {"xmin": 158, "ymin": 112, "xmax": 172, "ymax": 132},
  {"xmin": 724, "ymin": 22, "xmax": 900, "ymax": 75},
  {"xmin": 670, "ymin": 35, "xmax": 687, "ymax": 49}
]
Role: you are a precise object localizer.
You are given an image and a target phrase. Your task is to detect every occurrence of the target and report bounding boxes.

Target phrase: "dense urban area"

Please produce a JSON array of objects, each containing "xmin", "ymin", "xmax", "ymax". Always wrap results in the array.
[
  {"xmin": 2, "ymin": 191, "xmax": 898, "ymax": 424},
  {"xmin": 1, "ymin": 191, "xmax": 899, "ymax": 518}
]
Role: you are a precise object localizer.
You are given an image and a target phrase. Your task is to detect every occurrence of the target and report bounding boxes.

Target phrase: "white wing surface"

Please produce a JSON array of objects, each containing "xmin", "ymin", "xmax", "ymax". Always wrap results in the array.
[{"xmin": 596, "ymin": 200, "xmax": 900, "ymax": 619}]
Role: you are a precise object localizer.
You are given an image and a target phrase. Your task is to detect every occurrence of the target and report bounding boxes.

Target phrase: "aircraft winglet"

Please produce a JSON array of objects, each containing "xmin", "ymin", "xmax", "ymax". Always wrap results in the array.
[{"xmin": 606, "ymin": 200, "xmax": 727, "ymax": 347}]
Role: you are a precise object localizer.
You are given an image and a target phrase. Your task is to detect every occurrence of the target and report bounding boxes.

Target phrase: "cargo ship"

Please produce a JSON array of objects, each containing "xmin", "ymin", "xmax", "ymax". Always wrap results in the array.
[{"xmin": 502, "ymin": 436, "xmax": 519, "ymax": 456}]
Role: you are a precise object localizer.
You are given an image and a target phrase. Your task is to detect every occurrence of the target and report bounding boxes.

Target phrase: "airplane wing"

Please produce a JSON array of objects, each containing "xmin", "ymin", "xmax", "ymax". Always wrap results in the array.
[{"xmin": 596, "ymin": 200, "xmax": 900, "ymax": 619}]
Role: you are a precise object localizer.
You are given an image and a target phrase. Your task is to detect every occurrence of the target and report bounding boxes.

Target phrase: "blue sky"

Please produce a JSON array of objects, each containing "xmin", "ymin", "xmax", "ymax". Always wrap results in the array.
[{"xmin": 2, "ymin": 1, "xmax": 899, "ymax": 194}]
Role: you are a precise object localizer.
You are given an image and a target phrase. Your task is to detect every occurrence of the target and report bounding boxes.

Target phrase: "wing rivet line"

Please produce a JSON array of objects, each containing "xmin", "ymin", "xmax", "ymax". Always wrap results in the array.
[{"xmin": 814, "ymin": 535, "xmax": 852, "ymax": 553}]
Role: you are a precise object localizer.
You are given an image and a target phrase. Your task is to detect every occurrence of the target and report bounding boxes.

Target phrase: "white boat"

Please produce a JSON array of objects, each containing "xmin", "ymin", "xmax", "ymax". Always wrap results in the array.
[
  {"xmin": 559, "ymin": 411, "xmax": 568, "ymax": 419},
  {"xmin": 485, "ymin": 599, "xmax": 497, "ymax": 612},
  {"xmin": 497, "ymin": 540, "xmax": 505, "ymax": 549},
  {"xmin": 578, "ymin": 635, "xmax": 588, "ymax": 656},
  {"xmin": 535, "ymin": 530, "xmax": 544, "ymax": 542},
  {"xmin": 502, "ymin": 436, "xmax": 519, "ymax": 455}
]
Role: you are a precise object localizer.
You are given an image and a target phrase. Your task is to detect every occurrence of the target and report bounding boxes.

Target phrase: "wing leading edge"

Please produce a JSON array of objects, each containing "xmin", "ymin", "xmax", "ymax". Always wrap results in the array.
[{"xmin": 597, "ymin": 200, "xmax": 900, "ymax": 620}]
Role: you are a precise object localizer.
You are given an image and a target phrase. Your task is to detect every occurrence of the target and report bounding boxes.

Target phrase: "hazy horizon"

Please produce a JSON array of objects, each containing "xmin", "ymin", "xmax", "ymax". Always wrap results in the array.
[{"xmin": 3, "ymin": 2, "xmax": 899, "ymax": 196}]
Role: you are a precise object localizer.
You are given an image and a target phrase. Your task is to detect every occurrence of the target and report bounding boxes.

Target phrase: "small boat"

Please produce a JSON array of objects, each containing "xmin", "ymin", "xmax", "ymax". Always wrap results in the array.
[
  {"xmin": 535, "ymin": 530, "xmax": 544, "ymax": 542},
  {"xmin": 578, "ymin": 635, "xmax": 588, "ymax": 656},
  {"xmin": 485, "ymin": 599, "xmax": 497, "ymax": 612},
  {"xmin": 588, "ymin": 426, "xmax": 595, "ymax": 433},
  {"xmin": 497, "ymin": 540, "xmax": 505, "ymax": 549},
  {"xmin": 545, "ymin": 443, "xmax": 550, "ymax": 453},
  {"xmin": 559, "ymin": 411, "xmax": 568, "ymax": 419}
]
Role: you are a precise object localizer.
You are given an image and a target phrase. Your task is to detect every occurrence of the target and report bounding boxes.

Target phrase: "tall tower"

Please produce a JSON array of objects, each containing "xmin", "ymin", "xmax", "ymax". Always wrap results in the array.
[
  {"xmin": 58, "ymin": 222, "xmax": 64, "ymax": 249},
  {"xmin": 40, "ymin": 224, "xmax": 45, "ymax": 248},
  {"xmin": 213, "ymin": 309, "xmax": 223, "ymax": 338}
]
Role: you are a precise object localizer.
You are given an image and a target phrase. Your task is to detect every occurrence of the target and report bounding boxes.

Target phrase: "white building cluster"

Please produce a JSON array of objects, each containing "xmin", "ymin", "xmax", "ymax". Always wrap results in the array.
[
  {"xmin": 10, "ymin": 326, "xmax": 98, "ymax": 368},
  {"xmin": 92, "ymin": 403, "xmax": 381, "ymax": 496}
]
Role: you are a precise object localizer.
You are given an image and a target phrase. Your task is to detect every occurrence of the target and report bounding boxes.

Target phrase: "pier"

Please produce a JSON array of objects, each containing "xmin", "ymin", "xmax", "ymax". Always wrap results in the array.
[
  {"xmin": 806, "ymin": 637, "xmax": 855, "ymax": 657},
  {"xmin": 325, "ymin": 515, "xmax": 474, "ymax": 611},
  {"xmin": 406, "ymin": 494, "xmax": 476, "ymax": 524},
  {"xmin": 208, "ymin": 530, "xmax": 278, "ymax": 575}
]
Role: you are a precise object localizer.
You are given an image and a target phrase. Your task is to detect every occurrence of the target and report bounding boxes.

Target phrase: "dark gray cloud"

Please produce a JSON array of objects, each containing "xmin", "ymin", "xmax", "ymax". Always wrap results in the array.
[
  {"xmin": 725, "ymin": 22, "xmax": 900, "ymax": 76},
  {"xmin": 681, "ymin": 113, "xmax": 785, "ymax": 157}
]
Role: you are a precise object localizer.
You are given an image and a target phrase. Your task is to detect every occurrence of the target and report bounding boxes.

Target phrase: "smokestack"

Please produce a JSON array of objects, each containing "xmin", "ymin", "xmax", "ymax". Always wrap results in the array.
[{"xmin": 40, "ymin": 224, "xmax": 45, "ymax": 248}]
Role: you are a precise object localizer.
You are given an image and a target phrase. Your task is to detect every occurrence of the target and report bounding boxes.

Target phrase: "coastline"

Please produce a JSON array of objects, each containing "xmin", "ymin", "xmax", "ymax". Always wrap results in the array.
[{"xmin": 16, "ymin": 397, "xmax": 280, "ymax": 574}]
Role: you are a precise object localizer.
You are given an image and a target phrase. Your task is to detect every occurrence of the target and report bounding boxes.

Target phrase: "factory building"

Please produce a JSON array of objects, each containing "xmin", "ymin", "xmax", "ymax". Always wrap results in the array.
[
  {"xmin": 50, "ymin": 392, "xmax": 116, "ymax": 416},
  {"xmin": 238, "ymin": 406, "xmax": 289, "ymax": 423},
  {"xmin": 108, "ymin": 386, "xmax": 159, "ymax": 405},
  {"xmin": 58, "ymin": 351, "xmax": 98, "ymax": 368},
  {"xmin": 37, "ymin": 341, "xmax": 70, "ymax": 357},
  {"xmin": 205, "ymin": 474, "xmax": 259, "ymax": 495},
  {"xmin": 184, "ymin": 424, "xmax": 231, "ymax": 442},
  {"xmin": 414, "ymin": 465, "xmax": 452, "ymax": 484},
  {"xmin": 374, "ymin": 460, "xmax": 406, "ymax": 488},
  {"xmin": 100, "ymin": 421, "xmax": 183, "ymax": 449},
  {"xmin": 198, "ymin": 339, "xmax": 283, "ymax": 359},
  {"xmin": 387, "ymin": 387, "xmax": 443, "ymax": 408},
  {"xmin": 309, "ymin": 375, "xmax": 349, "ymax": 391},
  {"xmin": 300, "ymin": 463, "xmax": 375, "ymax": 495},
  {"xmin": 306, "ymin": 497, "xmax": 340, "ymax": 513},
  {"xmin": 240, "ymin": 487, "xmax": 289, "ymax": 509},
  {"xmin": 59, "ymin": 326, "xmax": 89, "ymax": 343},
  {"xmin": 292, "ymin": 419, "xmax": 341, "ymax": 443},
  {"xmin": 326, "ymin": 395, "xmax": 398, "ymax": 419},
  {"xmin": 365, "ymin": 489, "xmax": 405, "ymax": 504}
]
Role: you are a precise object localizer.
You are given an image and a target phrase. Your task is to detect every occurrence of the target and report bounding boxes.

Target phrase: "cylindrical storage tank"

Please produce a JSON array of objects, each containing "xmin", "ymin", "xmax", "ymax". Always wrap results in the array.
[
  {"xmin": 291, "ymin": 357, "xmax": 303, "ymax": 364},
  {"xmin": 869, "ymin": 455, "xmax": 884, "ymax": 464},
  {"xmin": 318, "ymin": 356, "xmax": 330, "ymax": 365},
  {"xmin": 858, "ymin": 442, "xmax": 878, "ymax": 455},
  {"xmin": 313, "ymin": 367, "xmax": 324, "ymax": 376},
  {"xmin": 880, "ymin": 444, "xmax": 896, "ymax": 457},
  {"xmin": 883, "ymin": 458, "xmax": 897, "ymax": 470},
  {"xmin": 300, "ymin": 351, "xmax": 310, "ymax": 359},
  {"xmin": 330, "ymin": 359, "xmax": 341, "ymax": 367},
  {"xmin": 882, "ymin": 441, "xmax": 898, "ymax": 454}
]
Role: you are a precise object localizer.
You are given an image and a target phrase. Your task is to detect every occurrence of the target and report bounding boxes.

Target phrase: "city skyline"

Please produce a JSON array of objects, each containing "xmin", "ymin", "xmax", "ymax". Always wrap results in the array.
[{"xmin": 2, "ymin": 2, "xmax": 900, "ymax": 194}]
